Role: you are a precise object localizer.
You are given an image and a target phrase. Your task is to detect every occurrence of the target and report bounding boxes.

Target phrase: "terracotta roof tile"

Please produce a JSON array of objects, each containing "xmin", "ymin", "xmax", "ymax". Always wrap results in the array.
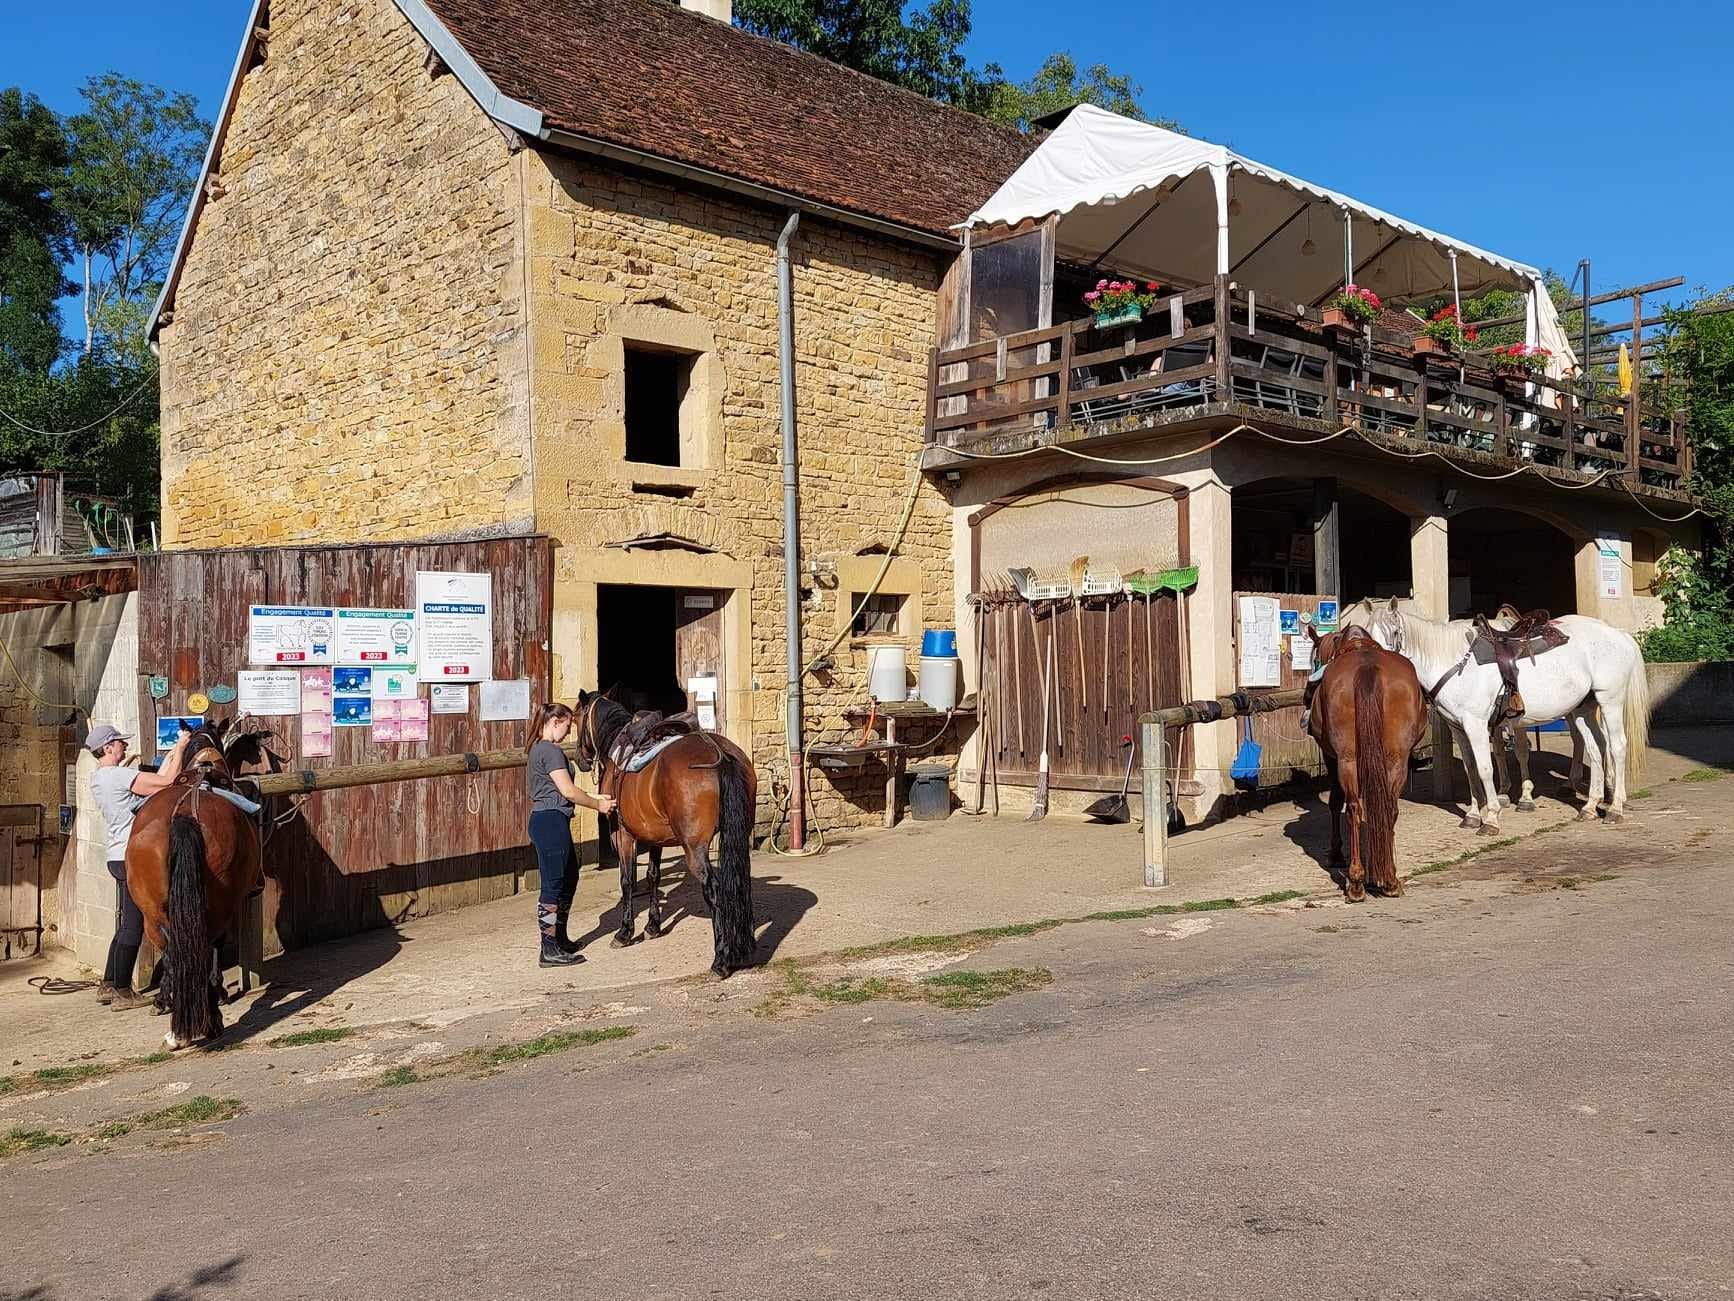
[{"xmin": 421, "ymin": 0, "xmax": 1036, "ymax": 238}]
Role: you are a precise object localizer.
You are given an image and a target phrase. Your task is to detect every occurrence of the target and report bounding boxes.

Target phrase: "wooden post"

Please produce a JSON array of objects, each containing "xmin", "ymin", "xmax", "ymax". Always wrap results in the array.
[
  {"xmin": 33, "ymin": 474, "xmax": 61, "ymax": 556},
  {"xmin": 1141, "ymin": 718, "xmax": 1167, "ymax": 888},
  {"xmin": 239, "ymin": 894, "xmax": 265, "ymax": 993},
  {"xmin": 884, "ymin": 714, "xmax": 900, "ymax": 829},
  {"xmin": 1213, "ymin": 275, "xmax": 1231, "ymax": 400},
  {"xmin": 1312, "ymin": 477, "xmax": 1340, "ymax": 597},
  {"xmin": 1056, "ymin": 327, "xmax": 1075, "ymax": 431},
  {"xmin": 1562, "ymin": 382, "xmax": 1577, "ymax": 473},
  {"xmin": 924, "ymin": 345, "xmax": 939, "ymax": 443},
  {"xmin": 1627, "ymin": 292, "xmax": 1644, "ymax": 481}
]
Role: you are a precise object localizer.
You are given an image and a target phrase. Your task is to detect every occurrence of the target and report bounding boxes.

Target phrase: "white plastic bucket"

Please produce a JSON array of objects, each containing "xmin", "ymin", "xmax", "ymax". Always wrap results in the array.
[
  {"xmin": 868, "ymin": 644, "xmax": 908, "ymax": 702},
  {"xmin": 918, "ymin": 655, "xmax": 958, "ymax": 711}
]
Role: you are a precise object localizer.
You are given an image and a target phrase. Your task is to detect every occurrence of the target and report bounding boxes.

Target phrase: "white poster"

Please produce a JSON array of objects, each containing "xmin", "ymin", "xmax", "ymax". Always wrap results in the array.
[
  {"xmin": 417, "ymin": 571, "xmax": 493, "ymax": 682},
  {"xmin": 429, "ymin": 682, "xmax": 470, "ymax": 715},
  {"xmin": 1237, "ymin": 595, "xmax": 1283, "ymax": 688},
  {"xmin": 370, "ymin": 665, "xmax": 419, "ymax": 701},
  {"xmin": 248, "ymin": 606, "xmax": 335, "ymax": 665},
  {"xmin": 336, "ymin": 607, "xmax": 417, "ymax": 666},
  {"xmin": 479, "ymin": 679, "xmax": 531, "ymax": 722},
  {"xmin": 1597, "ymin": 537, "xmax": 1623, "ymax": 600},
  {"xmin": 237, "ymin": 670, "xmax": 302, "ymax": 716},
  {"xmin": 1290, "ymin": 635, "xmax": 1314, "ymax": 674}
]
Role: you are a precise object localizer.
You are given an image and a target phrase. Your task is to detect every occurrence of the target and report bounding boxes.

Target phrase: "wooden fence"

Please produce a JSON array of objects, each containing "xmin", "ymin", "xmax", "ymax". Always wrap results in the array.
[{"xmin": 136, "ymin": 536, "xmax": 553, "ymax": 952}]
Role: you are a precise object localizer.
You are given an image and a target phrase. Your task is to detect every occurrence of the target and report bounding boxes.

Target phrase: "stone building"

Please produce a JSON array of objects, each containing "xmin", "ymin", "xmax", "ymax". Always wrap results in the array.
[{"xmin": 151, "ymin": 0, "xmax": 1032, "ymax": 835}]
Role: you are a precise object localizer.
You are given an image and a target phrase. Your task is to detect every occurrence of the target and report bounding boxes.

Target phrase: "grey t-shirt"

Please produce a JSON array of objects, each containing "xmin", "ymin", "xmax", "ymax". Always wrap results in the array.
[
  {"xmin": 90, "ymin": 765, "xmax": 149, "ymax": 862},
  {"xmin": 526, "ymin": 741, "xmax": 574, "ymax": 817}
]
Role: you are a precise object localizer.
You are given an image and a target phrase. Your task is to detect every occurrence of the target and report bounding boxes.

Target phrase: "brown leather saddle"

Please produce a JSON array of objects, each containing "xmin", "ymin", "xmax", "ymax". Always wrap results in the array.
[
  {"xmin": 600, "ymin": 709, "xmax": 702, "ymax": 800},
  {"xmin": 1471, "ymin": 608, "xmax": 1569, "ymax": 725}
]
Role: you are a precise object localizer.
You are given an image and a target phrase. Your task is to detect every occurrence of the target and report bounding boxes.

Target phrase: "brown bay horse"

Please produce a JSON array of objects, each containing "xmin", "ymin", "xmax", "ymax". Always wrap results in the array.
[
  {"xmin": 574, "ymin": 693, "xmax": 758, "ymax": 977},
  {"xmin": 126, "ymin": 720, "xmax": 272, "ymax": 1049},
  {"xmin": 1305, "ymin": 625, "xmax": 1429, "ymax": 902}
]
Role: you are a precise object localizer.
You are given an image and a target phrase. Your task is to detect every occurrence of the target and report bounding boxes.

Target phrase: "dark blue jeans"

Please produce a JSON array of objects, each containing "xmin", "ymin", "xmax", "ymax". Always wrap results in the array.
[{"xmin": 528, "ymin": 810, "xmax": 579, "ymax": 937}]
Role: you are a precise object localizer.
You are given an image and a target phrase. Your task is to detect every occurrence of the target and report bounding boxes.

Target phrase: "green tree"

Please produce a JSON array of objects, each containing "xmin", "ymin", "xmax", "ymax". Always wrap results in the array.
[
  {"xmin": 62, "ymin": 74, "xmax": 208, "ymax": 359},
  {"xmin": 0, "ymin": 87, "xmax": 73, "ymax": 374},
  {"xmin": 732, "ymin": 0, "xmax": 1161, "ymax": 129}
]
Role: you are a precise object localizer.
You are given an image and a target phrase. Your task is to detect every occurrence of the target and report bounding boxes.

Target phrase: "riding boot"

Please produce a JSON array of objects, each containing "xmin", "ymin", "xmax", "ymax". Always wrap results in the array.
[
  {"xmin": 539, "ymin": 934, "xmax": 582, "ymax": 967},
  {"xmin": 554, "ymin": 914, "xmax": 580, "ymax": 953}
]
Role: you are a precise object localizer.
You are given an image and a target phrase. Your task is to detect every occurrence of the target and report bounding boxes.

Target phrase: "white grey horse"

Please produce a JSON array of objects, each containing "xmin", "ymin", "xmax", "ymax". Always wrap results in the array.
[{"xmin": 1343, "ymin": 598, "xmax": 1649, "ymax": 834}]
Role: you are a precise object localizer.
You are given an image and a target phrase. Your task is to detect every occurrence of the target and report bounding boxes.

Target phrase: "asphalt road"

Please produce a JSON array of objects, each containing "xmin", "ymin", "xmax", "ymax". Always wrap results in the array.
[{"xmin": 9, "ymin": 826, "xmax": 1732, "ymax": 1300}]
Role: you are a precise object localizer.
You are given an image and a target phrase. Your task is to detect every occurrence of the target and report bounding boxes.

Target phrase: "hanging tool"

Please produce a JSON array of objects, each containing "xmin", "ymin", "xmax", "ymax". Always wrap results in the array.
[
  {"xmin": 1084, "ymin": 735, "xmax": 1136, "ymax": 823},
  {"xmin": 1125, "ymin": 594, "xmax": 1133, "ymax": 706},
  {"xmin": 971, "ymin": 601, "xmax": 988, "ymax": 816},
  {"xmin": 1070, "ymin": 558, "xmax": 1089, "ymax": 715},
  {"xmin": 1027, "ymin": 633, "xmax": 1053, "ymax": 821}
]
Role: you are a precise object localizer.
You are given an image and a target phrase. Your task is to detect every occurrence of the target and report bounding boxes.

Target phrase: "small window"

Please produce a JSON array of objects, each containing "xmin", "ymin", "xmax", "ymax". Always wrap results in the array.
[
  {"xmin": 624, "ymin": 346, "xmax": 696, "ymax": 467},
  {"xmin": 851, "ymin": 593, "xmax": 906, "ymax": 638}
]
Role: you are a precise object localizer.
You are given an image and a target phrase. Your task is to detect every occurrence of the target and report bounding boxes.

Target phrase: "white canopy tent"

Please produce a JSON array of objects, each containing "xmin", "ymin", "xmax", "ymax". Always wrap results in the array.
[{"xmin": 962, "ymin": 105, "xmax": 1577, "ymax": 377}]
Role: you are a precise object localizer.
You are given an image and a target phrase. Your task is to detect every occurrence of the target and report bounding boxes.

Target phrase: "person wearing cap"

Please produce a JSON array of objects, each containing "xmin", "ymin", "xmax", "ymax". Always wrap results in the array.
[{"xmin": 87, "ymin": 724, "xmax": 190, "ymax": 1009}]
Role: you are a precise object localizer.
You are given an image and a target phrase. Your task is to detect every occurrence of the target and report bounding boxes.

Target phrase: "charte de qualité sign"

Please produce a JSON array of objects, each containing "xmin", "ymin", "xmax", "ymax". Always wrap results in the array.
[{"xmin": 416, "ymin": 571, "xmax": 493, "ymax": 682}]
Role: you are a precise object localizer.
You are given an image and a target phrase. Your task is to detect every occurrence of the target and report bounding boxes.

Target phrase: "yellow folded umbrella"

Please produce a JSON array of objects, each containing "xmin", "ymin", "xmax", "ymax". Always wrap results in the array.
[{"xmin": 1617, "ymin": 343, "xmax": 1632, "ymax": 397}]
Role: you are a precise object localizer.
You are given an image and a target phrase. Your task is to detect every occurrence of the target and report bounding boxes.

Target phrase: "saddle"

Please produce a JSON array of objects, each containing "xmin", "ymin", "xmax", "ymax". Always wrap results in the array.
[
  {"xmin": 601, "ymin": 710, "xmax": 702, "ymax": 797},
  {"xmin": 1471, "ymin": 608, "xmax": 1569, "ymax": 725}
]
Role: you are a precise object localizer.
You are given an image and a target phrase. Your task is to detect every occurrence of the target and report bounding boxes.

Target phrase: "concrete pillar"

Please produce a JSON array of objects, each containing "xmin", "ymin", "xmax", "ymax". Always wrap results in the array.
[
  {"xmin": 1409, "ymin": 513, "xmax": 1450, "ymax": 618},
  {"xmin": 1575, "ymin": 530, "xmax": 1632, "ymax": 628},
  {"xmin": 1184, "ymin": 476, "xmax": 1236, "ymax": 821},
  {"xmin": 1409, "ymin": 514, "xmax": 1456, "ymax": 802}
]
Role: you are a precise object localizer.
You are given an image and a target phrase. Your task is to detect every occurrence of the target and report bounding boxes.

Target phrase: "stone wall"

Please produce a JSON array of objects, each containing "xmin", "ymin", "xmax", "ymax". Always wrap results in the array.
[
  {"xmin": 155, "ymin": 0, "xmax": 532, "ymax": 548},
  {"xmin": 0, "ymin": 607, "xmax": 69, "ymax": 818},
  {"xmin": 522, "ymin": 152, "xmax": 957, "ymax": 832}
]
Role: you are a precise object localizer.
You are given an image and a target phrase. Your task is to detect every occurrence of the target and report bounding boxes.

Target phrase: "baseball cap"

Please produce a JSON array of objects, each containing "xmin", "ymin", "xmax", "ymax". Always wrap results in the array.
[{"xmin": 86, "ymin": 724, "xmax": 131, "ymax": 754}]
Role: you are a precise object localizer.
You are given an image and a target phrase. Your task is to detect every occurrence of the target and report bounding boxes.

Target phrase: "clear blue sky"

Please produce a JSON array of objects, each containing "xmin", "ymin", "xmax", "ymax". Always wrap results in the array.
[{"xmin": 6, "ymin": 0, "xmax": 1730, "ymax": 320}]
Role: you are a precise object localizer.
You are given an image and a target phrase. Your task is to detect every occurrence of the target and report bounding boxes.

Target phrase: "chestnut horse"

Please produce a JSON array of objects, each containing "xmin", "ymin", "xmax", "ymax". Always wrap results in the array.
[
  {"xmin": 1305, "ymin": 625, "xmax": 1429, "ymax": 901},
  {"xmin": 573, "ymin": 693, "xmax": 758, "ymax": 977},
  {"xmin": 125, "ymin": 719, "xmax": 271, "ymax": 1049}
]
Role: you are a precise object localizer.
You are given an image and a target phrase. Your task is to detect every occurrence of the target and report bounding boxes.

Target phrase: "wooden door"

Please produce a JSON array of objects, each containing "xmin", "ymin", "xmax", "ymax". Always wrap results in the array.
[
  {"xmin": 674, "ymin": 590, "xmax": 726, "ymax": 731},
  {"xmin": 0, "ymin": 805, "xmax": 41, "ymax": 959}
]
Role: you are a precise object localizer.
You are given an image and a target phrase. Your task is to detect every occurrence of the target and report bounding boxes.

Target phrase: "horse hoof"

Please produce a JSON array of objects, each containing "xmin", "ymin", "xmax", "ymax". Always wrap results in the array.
[
  {"xmin": 1516, "ymin": 799, "xmax": 1537, "ymax": 813},
  {"xmin": 1344, "ymin": 886, "xmax": 1366, "ymax": 903},
  {"xmin": 609, "ymin": 932, "xmax": 636, "ymax": 949},
  {"xmin": 643, "ymin": 922, "xmax": 663, "ymax": 940},
  {"xmin": 1575, "ymin": 809, "xmax": 1596, "ymax": 822},
  {"xmin": 1383, "ymin": 881, "xmax": 1405, "ymax": 898},
  {"xmin": 1605, "ymin": 809, "xmax": 1625, "ymax": 825},
  {"xmin": 1459, "ymin": 816, "xmax": 1481, "ymax": 830},
  {"xmin": 1477, "ymin": 822, "xmax": 1502, "ymax": 837}
]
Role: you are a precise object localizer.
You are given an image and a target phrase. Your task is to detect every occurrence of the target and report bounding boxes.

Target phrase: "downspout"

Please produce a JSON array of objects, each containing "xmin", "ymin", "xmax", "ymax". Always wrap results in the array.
[{"xmin": 777, "ymin": 211, "xmax": 806, "ymax": 851}]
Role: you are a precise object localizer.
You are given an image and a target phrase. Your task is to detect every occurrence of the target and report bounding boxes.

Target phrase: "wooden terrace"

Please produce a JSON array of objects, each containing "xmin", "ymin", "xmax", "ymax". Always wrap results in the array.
[{"xmin": 924, "ymin": 276, "xmax": 1694, "ymax": 500}]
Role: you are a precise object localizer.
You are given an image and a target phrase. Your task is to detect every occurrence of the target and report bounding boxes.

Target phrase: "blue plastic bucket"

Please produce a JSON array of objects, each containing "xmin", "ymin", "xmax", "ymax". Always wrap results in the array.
[{"xmin": 920, "ymin": 628, "xmax": 957, "ymax": 658}]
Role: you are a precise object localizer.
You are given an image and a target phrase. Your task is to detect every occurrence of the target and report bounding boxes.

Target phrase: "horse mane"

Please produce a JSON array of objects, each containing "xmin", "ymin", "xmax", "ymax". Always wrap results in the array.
[
  {"xmin": 1341, "ymin": 600, "xmax": 1472, "ymax": 668},
  {"xmin": 589, "ymin": 695, "xmax": 634, "ymax": 760}
]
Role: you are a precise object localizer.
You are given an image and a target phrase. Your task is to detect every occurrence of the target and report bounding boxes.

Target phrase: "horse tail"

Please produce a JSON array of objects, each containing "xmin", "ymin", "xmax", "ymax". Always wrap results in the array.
[
  {"xmin": 1622, "ymin": 649, "xmax": 1650, "ymax": 789},
  {"xmin": 709, "ymin": 749, "xmax": 757, "ymax": 978},
  {"xmin": 1354, "ymin": 666, "xmax": 1399, "ymax": 890},
  {"xmin": 167, "ymin": 813, "xmax": 216, "ymax": 1044}
]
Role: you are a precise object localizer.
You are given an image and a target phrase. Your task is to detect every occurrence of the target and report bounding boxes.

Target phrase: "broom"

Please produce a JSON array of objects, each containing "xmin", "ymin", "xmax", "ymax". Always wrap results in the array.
[{"xmin": 1027, "ymin": 632, "xmax": 1053, "ymax": 821}]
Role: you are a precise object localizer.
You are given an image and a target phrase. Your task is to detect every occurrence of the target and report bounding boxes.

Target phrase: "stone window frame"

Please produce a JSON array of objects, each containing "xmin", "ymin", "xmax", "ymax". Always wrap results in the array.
[
  {"xmin": 835, "ymin": 556, "xmax": 924, "ymax": 649},
  {"xmin": 596, "ymin": 303, "xmax": 724, "ymax": 489}
]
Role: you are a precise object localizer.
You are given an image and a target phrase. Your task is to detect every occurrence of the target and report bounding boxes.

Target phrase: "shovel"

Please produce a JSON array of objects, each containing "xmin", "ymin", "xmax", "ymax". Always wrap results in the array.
[
  {"xmin": 1084, "ymin": 735, "xmax": 1136, "ymax": 823},
  {"xmin": 1027, "ymin": 635, "xmax": 1053, "ymax": 821}
]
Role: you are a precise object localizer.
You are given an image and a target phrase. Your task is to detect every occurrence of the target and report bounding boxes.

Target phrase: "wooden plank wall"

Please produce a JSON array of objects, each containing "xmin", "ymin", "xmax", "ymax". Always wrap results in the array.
[
  {"xmin": 136, "ymin": 537, "xmax": 553, "ymax": 952},
  {"xmin": 1233, "ymin": 591, "xmax": 1332, "ymax": 787},
  {"xmin": 981, "ymin": 592, "xmax": 1184, "ymax": 792}
]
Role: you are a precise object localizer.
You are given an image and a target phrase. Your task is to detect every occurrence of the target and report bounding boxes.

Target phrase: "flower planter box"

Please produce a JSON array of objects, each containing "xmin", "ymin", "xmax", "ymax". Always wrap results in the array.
[
  {"xmin": 1411, "ymin": 335, "xmax": 1446, "ymax": 357},
  {"xmin": 1092, "ymin": 304, "xmax": 1144, "ymax": 329},
  {"xmin": 1320, "ymin": 307, "xmax": 1368, "ymax": 335}
]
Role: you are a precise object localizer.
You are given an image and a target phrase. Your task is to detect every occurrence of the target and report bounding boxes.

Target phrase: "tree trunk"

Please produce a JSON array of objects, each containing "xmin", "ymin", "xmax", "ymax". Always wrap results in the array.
[{"xmin": 82, "ymin": 246, "xmax": 94, "ymax": 354}]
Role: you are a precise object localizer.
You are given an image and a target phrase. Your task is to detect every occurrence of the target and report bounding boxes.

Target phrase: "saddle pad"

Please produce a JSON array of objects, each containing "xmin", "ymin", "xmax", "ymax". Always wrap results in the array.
[
  {"xmin": 206, "ymin": 784, "xmax": 262, "ymax": 816},
  {"xmin": 621, "ymin": 733, "xmax": 686, "ymax": 773},
  {"xmin": 1471, "ymin": 635, "xmax": 1562, "ymax": 666}
]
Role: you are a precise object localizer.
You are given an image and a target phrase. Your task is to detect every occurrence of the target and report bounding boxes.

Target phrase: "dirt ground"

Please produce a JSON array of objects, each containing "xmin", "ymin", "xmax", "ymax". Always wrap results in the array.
[{"xmin": 4, "ymin": 724, "xmax": 1729, "ymax": 1084}]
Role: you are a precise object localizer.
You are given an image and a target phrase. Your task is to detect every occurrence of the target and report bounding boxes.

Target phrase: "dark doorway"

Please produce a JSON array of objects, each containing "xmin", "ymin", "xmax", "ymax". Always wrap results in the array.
[
  {"xmin": 1232, "ymin": 479, "xmax": 1410, "ymax": 599},
  {"xmin": 596, "ymin": 585, "xmax": 686, "ymax": 714},
  {"xmin": 1449, "ymin": 508, "xmax": 1577, "ymax": 618}
]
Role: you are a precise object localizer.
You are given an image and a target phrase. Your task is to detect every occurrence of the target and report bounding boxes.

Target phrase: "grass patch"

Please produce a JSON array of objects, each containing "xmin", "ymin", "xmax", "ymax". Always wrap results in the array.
[
  {"xmin": 134, "ymin": 1096, "xmax": 245, "ymax": 1129},
  {"xmin": 918, "ymin": 967, "xmax": 1053, "ymax": 1010},
  {"xmin": 1409, "ymin": 837, "xmax": 1519, "ymax": 879},
  {"xmin": 93, "ymin": 1120, "xmax": 133, "ymax": 1141},
  {"xmin": 1182, "ymin": 897, "xmax": 1240, "ymax": 912},
  {"xmin": 376, "ymin": 1066, "xmax": 421, "ymax": 1089},
  {"xmin": 0, "ymin": 1048, "xmax": 180, "ymax": 1100},
  {"xmin": 271, "ymin": 1026, "xmax": 355, "ymax": 1048},
  {"xmin": 811, "ymin": 976, "xmax": 897, "ymax": 1004},
  {"xmin": 477, "ymin": 1026, "xmax": 635, "ymax": 1068},
  {"xmin": 1, "ymin": 1126, "xmax": 72, "ymax": 1158},
  {"xmin": 1248, "ymin": 890, "xmax": 1308, "ymax": 906},
  {"xmin": 1631, "ymin": 788, "xmax": 1654, "ymax": 800},
  {"xmin": 1681, "ymin": 767, "xmax": 1727, "ymax": 782}
]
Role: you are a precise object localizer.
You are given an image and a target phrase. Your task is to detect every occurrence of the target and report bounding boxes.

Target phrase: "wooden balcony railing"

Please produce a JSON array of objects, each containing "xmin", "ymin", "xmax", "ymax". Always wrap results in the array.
[{"xmin": 926, "ymin": 275, "xmax": 1691, "ymax": 493}]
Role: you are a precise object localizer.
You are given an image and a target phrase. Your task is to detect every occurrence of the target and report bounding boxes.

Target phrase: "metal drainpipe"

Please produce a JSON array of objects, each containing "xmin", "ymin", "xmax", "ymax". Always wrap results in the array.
[{"xmin": 777, "ymin": 211, "xmax": 806, "ymax": 850}]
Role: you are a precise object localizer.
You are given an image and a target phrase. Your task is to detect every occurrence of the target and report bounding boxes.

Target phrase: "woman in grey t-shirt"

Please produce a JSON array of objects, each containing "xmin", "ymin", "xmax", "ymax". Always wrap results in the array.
[
  {"xmin": 525, "ymin": 702, "xmax": 615, "ymax": 967},
  {"xmin": 87, "ymin": 723, "xmax": 190, "ymax": 1008}
]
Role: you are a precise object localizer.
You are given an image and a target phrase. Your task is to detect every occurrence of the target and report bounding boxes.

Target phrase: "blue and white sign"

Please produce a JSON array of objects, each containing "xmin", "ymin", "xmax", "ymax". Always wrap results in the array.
[
  {"xmin": 336, "ymin": 607, "xmax": 417, "ymax": 666},
  {"xmin": 1315, "ymin": 601, "xmax": 1339, "ymax": 633},
  {"xmin": 417, "ymin": 571, "xmax": 493, "ymax": 682},
  {"xmin": 248, "ymin": 605, "xmax": 335, "ymax": 665},
  {"xmin": 1279, "ymin": 609, "xmax": 1300, "ymax": 635},
  {"xmin": 156, "ymin": 716, "xmax": 203, "ymax": 751}
]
